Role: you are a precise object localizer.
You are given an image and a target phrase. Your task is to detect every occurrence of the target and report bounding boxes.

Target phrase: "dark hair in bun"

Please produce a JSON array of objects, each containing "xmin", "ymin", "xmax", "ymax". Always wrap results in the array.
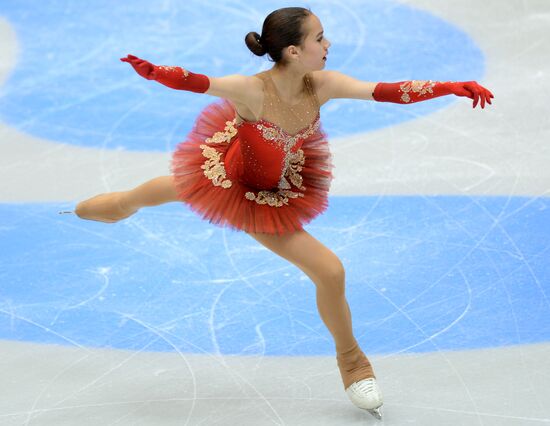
[
  {"xmin": 245, "ymin": 7, "xmax": 313, "ymax": 65},
  {"xmin": 245, "ymin": 31, "xmax": 265, "ymax": 56}
]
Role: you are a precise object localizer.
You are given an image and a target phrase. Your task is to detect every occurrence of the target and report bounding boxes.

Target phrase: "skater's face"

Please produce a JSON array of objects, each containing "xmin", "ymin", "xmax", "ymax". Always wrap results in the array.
[{"xmin": 298, "ymin": 14, "xmax": 331, "ymax": 70}]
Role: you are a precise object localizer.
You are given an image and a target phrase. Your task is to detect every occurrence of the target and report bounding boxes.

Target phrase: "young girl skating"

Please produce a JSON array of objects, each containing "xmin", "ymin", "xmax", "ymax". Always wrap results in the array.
[{"xmin": 69, "ymin": 6, "xmax": 494, "ymax": 420}]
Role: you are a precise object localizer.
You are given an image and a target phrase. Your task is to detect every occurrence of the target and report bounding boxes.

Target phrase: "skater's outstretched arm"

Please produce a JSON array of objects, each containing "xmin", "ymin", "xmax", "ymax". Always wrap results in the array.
[
  {"xmin": 318, "ymin": 70, "xmax": 494, "ymax": 109},
  {"xmin": 120, "ymin": 54, "xmax": 255, "ymax": 105}
]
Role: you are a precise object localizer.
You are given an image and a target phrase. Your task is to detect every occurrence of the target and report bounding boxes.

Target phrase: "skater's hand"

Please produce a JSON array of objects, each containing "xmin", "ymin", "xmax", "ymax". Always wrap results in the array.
[
  {"xmin": 120, "ymin": 54, "xmax": 157, "ymax": 80},
  {"xmin": 447, "ymin": 81, "xmax": 494, "ymax": 109},
  {"xmin": 120, "ymin": 54, "xmax": 209, "ymax": 93}
]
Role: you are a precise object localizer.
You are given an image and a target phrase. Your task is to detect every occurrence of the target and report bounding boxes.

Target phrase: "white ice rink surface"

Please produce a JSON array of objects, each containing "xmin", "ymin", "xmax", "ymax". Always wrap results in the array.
[
  {"xmin": 2, "ymin": 340, "xmax": 550, "ymax": 426},
  {"xmin": 1, "ymin": 1, "xmax": 549, "ymax": 425}
]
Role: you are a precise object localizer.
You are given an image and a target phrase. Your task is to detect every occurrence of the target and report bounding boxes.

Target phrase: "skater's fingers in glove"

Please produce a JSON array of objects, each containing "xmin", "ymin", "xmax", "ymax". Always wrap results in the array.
[
  {"xmin": 464, "ymin": 82, "xmax": 481, "ymax": 108},
  {"xmin": 486, "ymin": 89, "xmax": 494, "ymax": 104},
  {"xmin": 483, "ymin": 91, "xmax": 492, "ymax": 108},
  {"xmin": 120, "ymin": 54, "xmax": 138, "ymax": 63},
  {"xmin": 468, "ymin": 87, "xmax": 480, "ymax": 108}
]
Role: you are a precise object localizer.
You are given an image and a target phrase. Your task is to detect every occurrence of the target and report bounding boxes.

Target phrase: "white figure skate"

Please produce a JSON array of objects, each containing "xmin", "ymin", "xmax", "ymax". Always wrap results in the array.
[{"xmin": 345, "ymin": 377, "xmax": 383, "ymax": 420}]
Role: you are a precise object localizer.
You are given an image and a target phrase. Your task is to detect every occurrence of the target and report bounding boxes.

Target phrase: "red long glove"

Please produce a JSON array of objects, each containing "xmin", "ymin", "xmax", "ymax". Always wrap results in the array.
[
  {"xmin": 120, "ymin": 54, "xmax": 210, "ymax": 93},
  {"xmin": 373, "ymin": 80, "xmax": 494, "ymax": 109}
]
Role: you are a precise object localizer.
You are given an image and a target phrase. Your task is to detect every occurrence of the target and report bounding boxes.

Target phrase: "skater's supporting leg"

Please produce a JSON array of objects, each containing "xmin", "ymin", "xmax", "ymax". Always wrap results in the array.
[
  {"xmin": 247, "ymin": 230, "xmax": 374, "ymax": 382},
  {"xmin": 248, "ymin": 229, "xmax": 383, "ymax": 418}
]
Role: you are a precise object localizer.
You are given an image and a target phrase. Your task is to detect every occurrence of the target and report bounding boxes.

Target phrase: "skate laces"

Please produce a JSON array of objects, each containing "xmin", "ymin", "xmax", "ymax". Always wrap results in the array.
[
  {"xmin": 354, "ymin": 378, "xmax": 377, "ymax": 395},
  {"xmin": 350, "ymin": 378, "xmax": 383, "ymax": 408}
]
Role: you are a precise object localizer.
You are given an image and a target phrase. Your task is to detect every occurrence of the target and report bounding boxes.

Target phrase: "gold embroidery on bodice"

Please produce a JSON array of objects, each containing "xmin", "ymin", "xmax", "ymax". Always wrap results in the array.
[
  {"xmin": 199, "ymin": 70, "xmax": 322, "ymax": 208},
  {"xmin": 240, "ymin": 71, "xmax": 320, "ymax": 206}
]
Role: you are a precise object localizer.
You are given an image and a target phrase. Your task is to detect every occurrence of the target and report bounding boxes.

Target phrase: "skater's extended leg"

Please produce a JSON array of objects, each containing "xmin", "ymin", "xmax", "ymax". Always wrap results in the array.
[
  {"xmin": 75, "ymin": 176, "xmax": 179, "ymax": 223},
  {"xmin": 122, "ymin": 175, "xmax": 179, "ymax": 209}
]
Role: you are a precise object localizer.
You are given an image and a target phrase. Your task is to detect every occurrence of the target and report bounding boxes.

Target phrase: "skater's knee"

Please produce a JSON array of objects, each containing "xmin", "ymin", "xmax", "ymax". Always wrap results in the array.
[
  {"xmin": 248, "ymin": 229, "xmax": 346, "ymax": 293},
  {"xmin": 301, "ymin": 249, "xmax": 346, "ymax": 293},
  {"xmin": 313, "ymin": 257, "xmax": 346, "ymax": 293}
]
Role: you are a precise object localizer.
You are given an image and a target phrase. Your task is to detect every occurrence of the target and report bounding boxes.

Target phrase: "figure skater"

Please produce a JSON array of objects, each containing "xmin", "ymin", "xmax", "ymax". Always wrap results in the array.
[{"xmin": 66, "ymin": 6, "xmax": 494, "ymax": 420}]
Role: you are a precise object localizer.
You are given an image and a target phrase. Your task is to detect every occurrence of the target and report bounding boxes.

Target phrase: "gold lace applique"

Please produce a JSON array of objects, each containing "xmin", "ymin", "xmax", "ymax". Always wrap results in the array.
[
  {"xmin": 245, "ymin": 148, "xmax": 306, "ymax": 207},
  {"xmin": 279, "ymin": 149, "xmax": 305, "ymax": 190},
  {"xmin": 199, "ymin": 145, "xmax": 232, "ymax": 189},
  {"xmin": 199, "ymin": 119, "xmax": 238, "ymax": 189},
  {"xmin": 256, "ymin": 118, "xmax": 319, "ymax": 151},
  {"xmin": 205, "ymin": 119, "xmax": 238, "ymax": 144},
  {"xmin": 158, "ymin": 65, "xmax": 189, "ymax": 78},
  {"xmin": 399, "ymin": 80, "xmax": 436, "ymax": 103},
  {"xmin": 245, "ymin": 189, "xmax": 304, "ymax": 207}
]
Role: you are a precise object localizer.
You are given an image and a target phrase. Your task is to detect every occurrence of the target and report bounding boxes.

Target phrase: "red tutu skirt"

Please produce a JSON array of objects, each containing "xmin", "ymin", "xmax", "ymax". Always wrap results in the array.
[{"xmin": 170, "ymin": 98, "xmax": 334, "ymax": 235}]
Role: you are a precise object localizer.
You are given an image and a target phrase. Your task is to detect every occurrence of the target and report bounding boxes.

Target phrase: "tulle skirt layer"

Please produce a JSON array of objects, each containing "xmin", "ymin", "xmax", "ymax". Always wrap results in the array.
[{"xmin": 170, "ymin": 99, "xmax": 334, "ymax": 235}]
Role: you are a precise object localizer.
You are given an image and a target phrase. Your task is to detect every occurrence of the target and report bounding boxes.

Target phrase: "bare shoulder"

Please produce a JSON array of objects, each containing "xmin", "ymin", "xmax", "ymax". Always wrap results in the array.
[
  {"xmin": 206, "ymin": 74, "xmax": 264, "ymax": 107},
  {"xmin": 310, "ymin": 70, "xmax": 377, "ymax": 102}
]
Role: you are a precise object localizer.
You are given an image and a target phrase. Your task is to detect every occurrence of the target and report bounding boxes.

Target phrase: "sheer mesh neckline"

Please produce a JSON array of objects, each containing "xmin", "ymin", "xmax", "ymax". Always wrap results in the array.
[
  {"xmin": 266, "ymin": 71, "xmax": 307, "ymax": 107},
  {"xmin": 234, "ymin": 70, "xmax": 320, "ymax": 138}
]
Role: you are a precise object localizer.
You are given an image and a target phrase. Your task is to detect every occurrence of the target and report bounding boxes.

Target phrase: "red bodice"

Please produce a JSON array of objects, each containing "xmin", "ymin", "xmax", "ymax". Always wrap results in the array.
[
  {"xmin": 225, "ymin": 112, "xmax": 321, "ymax": 191},
  {"xmin": 170, "ymin": 71, "xmax": 333, "ymax": 235}
]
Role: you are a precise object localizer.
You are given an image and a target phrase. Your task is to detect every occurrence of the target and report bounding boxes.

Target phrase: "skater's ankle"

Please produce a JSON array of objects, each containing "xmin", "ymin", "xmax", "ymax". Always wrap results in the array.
[
  {"xmin": 337, "ymin": 342, "xmax": 375, "ymax": 389},
  {"xmin": 336, "ymin": 340, "xmax": 360, "ymax": 355}
]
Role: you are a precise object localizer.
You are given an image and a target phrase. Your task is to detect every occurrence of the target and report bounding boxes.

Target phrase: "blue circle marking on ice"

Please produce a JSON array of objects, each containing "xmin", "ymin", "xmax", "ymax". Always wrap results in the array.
[
  {"xmin": 1, "ymin": 196, "xmax": 548, "ymax": 356},
  {"xmin": 0, "ymin": 0, "xmax": 484, "ymax": 151}
]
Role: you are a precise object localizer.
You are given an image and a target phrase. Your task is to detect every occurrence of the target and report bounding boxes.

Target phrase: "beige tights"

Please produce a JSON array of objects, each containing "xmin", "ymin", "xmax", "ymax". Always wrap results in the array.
[
  {"xmin": 75, "ymin": 181, "xmax": 376, "ymax": 390},
  {"xmin": 75, "ymin": 176, "xmax": 179, "ymax": 222},
  {"xmin": 248, "ymin": 230, "xmax": 376, "ymax": 390},
  {"xmin": 336, "ymin": 341, "xmax": 375, "ymax": 389}
]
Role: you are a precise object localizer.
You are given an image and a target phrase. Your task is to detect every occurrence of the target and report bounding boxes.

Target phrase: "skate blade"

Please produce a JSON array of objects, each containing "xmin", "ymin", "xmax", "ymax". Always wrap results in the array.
[{"xmin": 367, "ymin": 408, "xmax": 382, "ymax": 420}]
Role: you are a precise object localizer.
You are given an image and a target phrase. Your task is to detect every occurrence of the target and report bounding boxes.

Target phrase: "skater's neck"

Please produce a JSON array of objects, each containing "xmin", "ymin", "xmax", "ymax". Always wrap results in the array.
[{"xmin": 268, "ymin": 64, "xmax": 307, "ymax": 101}]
